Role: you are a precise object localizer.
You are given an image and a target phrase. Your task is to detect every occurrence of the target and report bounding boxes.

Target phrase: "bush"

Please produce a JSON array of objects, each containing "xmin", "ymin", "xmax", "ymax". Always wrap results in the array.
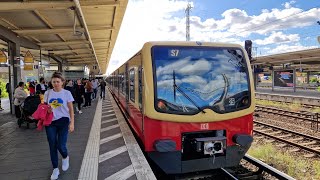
[
  {"xmin": 310, "ymin": 77, "xmax": 318, "ymax": 83},
  {"xmin": 0, "ymin": 79, "xmax": 8, "ymax": 98}
]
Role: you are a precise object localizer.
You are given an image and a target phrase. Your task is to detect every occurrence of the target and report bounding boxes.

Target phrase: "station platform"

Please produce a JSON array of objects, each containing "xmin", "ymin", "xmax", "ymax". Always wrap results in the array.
[
  {"xmin": 0, "ymin": 91, "xmax": 155, "ymax": 180},
  {"xmin": 256, "ymin": 87, "xmax": 320, "ymax": 98}
]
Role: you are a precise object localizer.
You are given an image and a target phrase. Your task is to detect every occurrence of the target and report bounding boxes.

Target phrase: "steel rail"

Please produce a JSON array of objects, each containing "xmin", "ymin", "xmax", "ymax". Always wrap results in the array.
[
  {"xmin": 220, "ymin": 168, "xmax": 238, "ymax": 180},
  {"xmin": 254, "ymin": 120, "xmax": 320, "ymax": 142},
  {"xmin": 255, "ymin": 105, "xmax": 318, "ymax": 123},
  {"xmin": 243, "ymin": 155, "xmax": 295, "ymax": 180},
  {"xmin": 253, "ymin": 129, "xmax": 320, "ymax": 155}
]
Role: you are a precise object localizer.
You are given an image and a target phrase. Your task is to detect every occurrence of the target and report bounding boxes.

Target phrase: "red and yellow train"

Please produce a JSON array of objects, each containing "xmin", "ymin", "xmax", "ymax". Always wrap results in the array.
[{"xmin": 107, "ymin": 41, "xmax": 255, "ymax": 174}]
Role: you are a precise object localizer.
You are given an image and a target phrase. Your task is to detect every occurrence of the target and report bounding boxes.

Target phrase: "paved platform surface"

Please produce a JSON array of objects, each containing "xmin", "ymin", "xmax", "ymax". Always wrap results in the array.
[
  {"xmin": 78, "ymin": 91, "xmax": 156, "ymax": 180},
  {"xmin": 0, "ymin": 97, "xmax": 98, "ymax": 180},
  {"xmin": 0, "ymin": 91, "xmax": 156, "ymax": 180},
  {"xmin": 256, "ymin": 87, "xmax": 320, "ymax": 98}
]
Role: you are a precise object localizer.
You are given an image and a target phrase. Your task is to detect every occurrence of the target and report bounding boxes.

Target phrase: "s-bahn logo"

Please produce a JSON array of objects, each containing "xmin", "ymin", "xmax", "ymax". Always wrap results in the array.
[{"xmin": 201, "ymin": 123, "xmax": 209, "ymax": 130}]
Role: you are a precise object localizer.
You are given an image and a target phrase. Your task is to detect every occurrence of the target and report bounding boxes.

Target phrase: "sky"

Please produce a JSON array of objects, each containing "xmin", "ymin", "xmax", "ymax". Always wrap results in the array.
[{"xmin": 106, "ymin": 0, "xmax": 320, "ymax": 74}]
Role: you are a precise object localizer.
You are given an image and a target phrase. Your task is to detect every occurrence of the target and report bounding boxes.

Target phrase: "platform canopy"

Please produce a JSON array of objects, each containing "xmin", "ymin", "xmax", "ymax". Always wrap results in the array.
[
  {"xmin": 0, "ymin": 0, "xmax": 128, "ymax": 74},
  {"xmin": 253, "ymin": 48, "xmax": 320, "ymax": 66}
]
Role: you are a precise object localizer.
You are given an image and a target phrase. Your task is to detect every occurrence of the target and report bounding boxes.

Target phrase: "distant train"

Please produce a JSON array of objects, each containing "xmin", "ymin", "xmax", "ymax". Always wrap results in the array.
[{"xmin": 107, "ymin": 41, "xmax": 255, "ymax": 174}]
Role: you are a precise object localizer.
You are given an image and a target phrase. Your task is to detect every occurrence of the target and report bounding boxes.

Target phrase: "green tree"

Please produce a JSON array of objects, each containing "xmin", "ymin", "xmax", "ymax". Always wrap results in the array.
[{"xmin": 0, "ymin": 79, "xmax": 8, "ymax": 98}]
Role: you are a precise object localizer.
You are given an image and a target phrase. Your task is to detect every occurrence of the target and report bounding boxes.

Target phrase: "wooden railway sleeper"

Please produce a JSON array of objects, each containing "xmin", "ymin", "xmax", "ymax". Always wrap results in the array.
[{"xmin": 299, "ymin": 140, "xmax": 317, "ymax": 146}]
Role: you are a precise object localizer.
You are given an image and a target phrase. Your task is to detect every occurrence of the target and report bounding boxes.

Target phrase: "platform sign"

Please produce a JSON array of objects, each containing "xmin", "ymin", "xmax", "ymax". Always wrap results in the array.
[
  {"xmin": 273, "ymin": 70, "xmax": 294, "ymax": 88},
  {"xmin": 0, "ymin": 50, "xmax": 7, "ymax": 63},
  {"xmin": 24, "ymin": 50, "xmax": 34, "ymax": 63},
  {"xmin": 24, "ymin": 64, "xmax": 33, "ymax": 71}
]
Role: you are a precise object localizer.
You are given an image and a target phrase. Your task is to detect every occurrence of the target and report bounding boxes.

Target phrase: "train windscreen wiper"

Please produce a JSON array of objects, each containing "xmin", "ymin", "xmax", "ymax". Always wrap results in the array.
[{"xmin": 173, "ymin": 70, "xmax": 206, "ymax": 114}]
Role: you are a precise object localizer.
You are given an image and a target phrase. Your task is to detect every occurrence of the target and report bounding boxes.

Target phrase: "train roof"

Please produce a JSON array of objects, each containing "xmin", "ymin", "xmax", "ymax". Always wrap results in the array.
[{"xmin": 142, "ymin": 41, "xmax": 244, "ymax": 48}]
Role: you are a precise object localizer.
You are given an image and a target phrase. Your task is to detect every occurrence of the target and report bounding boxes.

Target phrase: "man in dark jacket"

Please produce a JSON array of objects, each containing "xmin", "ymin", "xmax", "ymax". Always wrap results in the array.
[
  {"xmin": 74, "ymin": 79, "xmax": 85, "ymax": 114},
  {"xmin": 36, "ymin": 77, "xmax": 48, "ymax": 94},
  {"xmin": 99, "ymin": 79, "xmax": 107, "ymax": 100}
]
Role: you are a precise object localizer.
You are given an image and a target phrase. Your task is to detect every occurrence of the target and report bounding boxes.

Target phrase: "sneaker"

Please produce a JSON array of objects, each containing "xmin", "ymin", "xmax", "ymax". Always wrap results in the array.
[
  {"xmin": 62, "ymin": 156, "xmax": 69, "ymax": 171},
  {"xmin": 75, "ymin": 107, "xmax": 79, "ymax": 112},
  {"xmin": 50, "ymin": 168, "xmax": 60, "ymax": 180},
  {"xmin": 79, "ymin": 110, "xmax": 83, "ymax": 114},
  {"xmin": 0, "ymin": 108, "xmax": 3, "ymax": 111}
]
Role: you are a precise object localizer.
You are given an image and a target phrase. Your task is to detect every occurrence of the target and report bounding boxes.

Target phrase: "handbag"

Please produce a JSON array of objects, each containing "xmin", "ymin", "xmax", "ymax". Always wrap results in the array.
[{"xmin": 32, "ymin": 90, "xmax": 53, "ymax": 130}]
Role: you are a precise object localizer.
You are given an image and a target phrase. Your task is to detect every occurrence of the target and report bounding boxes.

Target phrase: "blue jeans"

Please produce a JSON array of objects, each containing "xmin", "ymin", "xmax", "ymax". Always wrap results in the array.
[{"xmin": 45, "ymin": 117, "xmax": 69, "ymax": 168}]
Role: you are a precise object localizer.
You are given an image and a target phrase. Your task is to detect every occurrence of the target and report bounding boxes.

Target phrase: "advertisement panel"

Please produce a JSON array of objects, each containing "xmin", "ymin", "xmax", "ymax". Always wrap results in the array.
[
  {"xmin": 273, "ymin": 70, "xmax": 294, "ymax": 88},
  {"xmin": 0, "ymin": 50, "xmax": 7, "ymax": 63}
]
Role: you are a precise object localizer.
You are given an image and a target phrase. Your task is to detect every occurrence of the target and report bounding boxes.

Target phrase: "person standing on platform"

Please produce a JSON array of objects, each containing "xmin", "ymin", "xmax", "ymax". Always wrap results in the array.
[
  {"xmin": 13, "ymin": 82, "xmax": 28, "ymax": 118},
  {"xmin": 36, "ymin": 77, "xmax": 48, "ymax": 95},
  {"xmin": 99, "ymin": 79, "xmax": 107, "ymax": 100},
  {"xmin": 74, "ymin": 79, "xmax": 85, "ymax": 114},
  {"xmin": 44, "ymin": 72, "xmax": 74, "ymax": 180},
  {"xmin": 0, "ymin": 81, "xmax": 3, "ymax": 111},
  {"xmin": 92, "ymin": 78, "xmax": 98, "ymax": 100},
  {"xmin": 83, "ymin": 80, "xmax": 93, "ymax": 108},
  {"xmin": 28, "ymin": 81, "xmax": 36, "ymax": 96}
]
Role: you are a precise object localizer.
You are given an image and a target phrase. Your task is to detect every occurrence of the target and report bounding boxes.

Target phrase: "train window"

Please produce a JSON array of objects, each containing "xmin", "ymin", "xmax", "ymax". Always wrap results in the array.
[
  {"xmin": 138, "ymin": 67, "xmax": 143, "ymax": 109},
  {"xmin": 119, "ymin": 73, "xmax": 124, "ymax": 94},
  {"xmin": 114, "ymin": 72, "xmax": 118, "ymax": 89},
  {"xmin": 152, "ymin": 46, "xmax": 251, "ymax": 115},
  {"xmin": 129, "ymin": 68, "xmax": 135, "ymax": 102},
  {"xmin": 125, "ymin": 69, "xmax": 129, "ymax": 100}
]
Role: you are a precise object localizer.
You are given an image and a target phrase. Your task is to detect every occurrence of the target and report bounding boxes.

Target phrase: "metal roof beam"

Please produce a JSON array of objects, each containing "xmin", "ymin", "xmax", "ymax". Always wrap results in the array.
[
  {"xmin": 39, "ymin": 39, "xmax": 110, "ymax": 47},
  {"xmin": 62, "ymin": 54, "xmax": 95, "ymax": 58},
  {"xmin": 13, "ymin": 26, "xmax": 114, "ymax": 35},
  {"xmin": 39, "ymin": 40, "xmax": 89, "ymax": 46},
  {"xmin": 80, "ymin": 1, "xmax": 120, "ymax": 7},
  {"xmin": 0, "ymin": 2, "xmax": 74, "ymax": 11},
  {"xmin": 0, "ymin": 25, "xmax": 39, "ymax": 49},
  {"xmin": 50, "ymin": 48, "xmax": 91, "ymax": 54}
]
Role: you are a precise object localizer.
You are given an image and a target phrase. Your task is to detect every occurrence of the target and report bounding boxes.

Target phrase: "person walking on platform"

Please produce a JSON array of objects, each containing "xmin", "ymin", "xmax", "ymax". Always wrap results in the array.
[
  {"xmin": 99, "ymin": 79, "xmax": 107, "ymax": 100},
  {"xmin": 13, "ymin": 82, "xmax": 28, "ymax": 118},
  {"xmin": 44, "ymin": 72, "xmax": 74, "ymax": 180},
  {"xmin": 83, "ymin": 79, "xmax": 93, "ymax": 108},
  {"xmin": 74, "ymin": 79, "xmax": 85, "ymax": 114}
]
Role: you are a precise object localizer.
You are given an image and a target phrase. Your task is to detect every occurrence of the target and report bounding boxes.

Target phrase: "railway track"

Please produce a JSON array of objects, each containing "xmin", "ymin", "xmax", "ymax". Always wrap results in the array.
[
  {"xmin": 256, "ymin": 98, "xmax": 320, "ymax": 109},
  {"xmin": 174, "ymin": 155, "xmax": 295, "ymax": 180},
  {"xmin": 254, "ymin": 120, "xmax": 320, "ymax": 156},
  {"xmin": 255, "ymin": 105, "xmax": 319, "ymax": 131}
]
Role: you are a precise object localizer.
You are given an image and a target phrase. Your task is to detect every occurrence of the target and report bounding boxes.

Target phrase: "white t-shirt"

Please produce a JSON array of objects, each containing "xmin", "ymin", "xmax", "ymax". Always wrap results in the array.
[
  {"xmin": 92, "ymin": 80, "xmax": 98, "ymax": 89},
  {"xmin": 44, "ymin": 89, "xmax": 74, "ymax": 121},
  {"xmin": 40, "ymin": 84, "xmax": 46, "ymax": 90}
]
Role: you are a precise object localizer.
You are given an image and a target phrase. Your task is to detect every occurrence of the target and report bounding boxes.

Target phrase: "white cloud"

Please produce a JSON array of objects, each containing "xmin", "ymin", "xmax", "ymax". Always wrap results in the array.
[
  {"xmin": 266, "ymin": 44, "xmax": 318, "ymax": 54},
  {"xmin": 255, "ymin": 31, "xmax": 300, "ymax": 45},
  {"xmin": 283, "ymin": 1, "xmax": 296, "ymax": 9},
  {"xmin": 106, "ymin": 0, "xmax": 320, "ymax": 74}
]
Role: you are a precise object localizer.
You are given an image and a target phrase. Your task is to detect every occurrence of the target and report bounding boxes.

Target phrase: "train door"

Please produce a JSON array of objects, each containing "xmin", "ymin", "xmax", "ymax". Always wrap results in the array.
[
  {"xmin": 117, "ymin": 69, "xmax": 120, "ymax": 98},
  {"xmin": 138, "ymin": 66, "xmax": 144, "ymax": 134},
  {"xmin": 125, "ymin": 63, "xmax": 130, "ymax": 114}
]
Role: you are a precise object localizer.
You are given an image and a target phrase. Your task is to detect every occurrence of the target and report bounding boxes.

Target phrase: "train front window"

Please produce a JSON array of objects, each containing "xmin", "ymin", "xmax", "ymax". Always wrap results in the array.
[{"xmin": 152, "ymin": 46, "xmax": 251, "ymax": 114}]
